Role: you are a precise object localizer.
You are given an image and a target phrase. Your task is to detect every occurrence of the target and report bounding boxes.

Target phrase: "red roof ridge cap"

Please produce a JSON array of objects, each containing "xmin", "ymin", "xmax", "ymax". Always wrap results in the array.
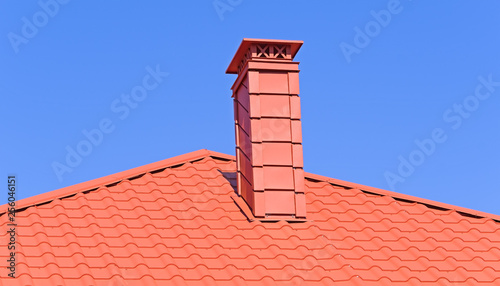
[
  {"xmin": 0, "ymin": 149, "xmax": 229, "ymax": 214},
  {"xmin": 304, "ymin": 172, "xmax": 500, "ymax": 222},
  {"xmin": 3, "ymin": 149, "xmax": 498, "ymax": 223}
]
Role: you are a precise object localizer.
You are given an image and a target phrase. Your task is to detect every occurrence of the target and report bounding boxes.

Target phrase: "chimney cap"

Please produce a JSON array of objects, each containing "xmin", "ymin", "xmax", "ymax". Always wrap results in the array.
[{"xmin": 226, "ymin": 38, "xmax": 303, "ymax": 74}]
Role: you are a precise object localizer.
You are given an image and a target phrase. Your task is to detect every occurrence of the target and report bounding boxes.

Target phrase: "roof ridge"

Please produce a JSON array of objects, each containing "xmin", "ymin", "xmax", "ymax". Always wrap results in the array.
[
  {"xmin": 0, "ymin": 149, "xmax": 231, "ymax": 214},
  {"xmin": 304, "ymin": 173, "xmax": 500, "ymax": 223},
  {"xmin": 2, "ymin": 149, "xmax": 499, "ymax": 223}
]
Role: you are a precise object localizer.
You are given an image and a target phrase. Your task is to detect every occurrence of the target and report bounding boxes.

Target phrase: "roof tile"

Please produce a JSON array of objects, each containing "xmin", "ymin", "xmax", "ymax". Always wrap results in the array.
[{"xmin": 1, "ymin": 151, "xmax": 499, "ymax": 285}]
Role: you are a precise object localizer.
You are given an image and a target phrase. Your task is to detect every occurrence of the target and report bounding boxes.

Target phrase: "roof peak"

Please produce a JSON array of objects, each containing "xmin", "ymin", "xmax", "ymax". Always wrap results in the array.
[{"xmin": 1, "ymin": 149, "xmax": 499, "ymax": 223}]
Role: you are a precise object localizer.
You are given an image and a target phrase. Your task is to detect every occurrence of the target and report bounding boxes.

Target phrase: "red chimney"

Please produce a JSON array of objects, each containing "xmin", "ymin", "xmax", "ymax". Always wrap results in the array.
[{"xmin": 226, "ymin": 39, "xmax": 306, "ymax": 220}]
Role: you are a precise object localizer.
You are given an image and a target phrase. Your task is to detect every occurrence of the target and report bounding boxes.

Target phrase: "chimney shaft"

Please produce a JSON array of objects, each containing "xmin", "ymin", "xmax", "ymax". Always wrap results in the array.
[{"xmin": 226, "ymin": 39, "xmax": 306, "ymax": 219}]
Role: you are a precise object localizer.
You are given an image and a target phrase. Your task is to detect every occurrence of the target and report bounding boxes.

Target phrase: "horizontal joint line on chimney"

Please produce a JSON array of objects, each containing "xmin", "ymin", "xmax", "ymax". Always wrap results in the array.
[
  {"xmin": 251, "ymin": 140, "xmax": 303, "ymax": 144},
  {"xmin": 250, "ymin": 116, "xmax": 301, "ymax": 119},
  {"xmin": 255, "ymin": 165, "xmax": 303, "ymax": 168},
  {"xmin": 249, "ymin": 93, "xmax": 300, "ymax": 96}
]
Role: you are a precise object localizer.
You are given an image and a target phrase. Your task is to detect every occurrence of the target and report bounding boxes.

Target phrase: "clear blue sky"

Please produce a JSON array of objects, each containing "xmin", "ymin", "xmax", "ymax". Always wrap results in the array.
[{"xmin": 1, "ymin": 1, "xmax": 499, "ymax": 215}]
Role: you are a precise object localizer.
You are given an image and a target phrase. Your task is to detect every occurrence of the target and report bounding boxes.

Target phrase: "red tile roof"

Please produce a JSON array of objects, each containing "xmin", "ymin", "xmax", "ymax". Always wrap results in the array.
[{"xmin": 2, "ymin": 149, "xmax": 500, "ymax": 285}]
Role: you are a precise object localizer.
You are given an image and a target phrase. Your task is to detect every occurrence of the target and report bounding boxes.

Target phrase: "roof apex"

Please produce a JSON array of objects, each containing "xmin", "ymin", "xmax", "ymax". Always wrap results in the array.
[{"xmin": 2, "ymin": 149, "xmax": 499, "ymax": 223}]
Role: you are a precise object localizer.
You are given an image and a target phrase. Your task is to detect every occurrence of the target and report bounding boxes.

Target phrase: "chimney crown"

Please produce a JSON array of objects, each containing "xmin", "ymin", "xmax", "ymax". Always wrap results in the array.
[{"xmin": 226, "ymin": 38, "xmax": 303, "ymax": 74}]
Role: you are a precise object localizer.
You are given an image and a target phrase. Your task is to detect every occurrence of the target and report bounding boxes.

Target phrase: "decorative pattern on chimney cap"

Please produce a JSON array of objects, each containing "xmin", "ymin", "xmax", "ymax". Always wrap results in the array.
[{"xmin": 226, "ymin": 38, "xmax": 303, "ymax": 74}]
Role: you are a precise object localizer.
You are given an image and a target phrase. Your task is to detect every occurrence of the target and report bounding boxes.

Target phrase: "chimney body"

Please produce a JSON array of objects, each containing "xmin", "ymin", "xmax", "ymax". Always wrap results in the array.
[{"xmin": 226, "ymin": 39, "xmax": 306, "ymax": 219}]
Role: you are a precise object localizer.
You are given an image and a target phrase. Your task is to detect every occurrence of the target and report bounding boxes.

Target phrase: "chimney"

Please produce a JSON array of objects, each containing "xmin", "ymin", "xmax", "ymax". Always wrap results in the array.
[{"xmin": 226, "ymin": 39, "xmax": 306, "ymax": 220}]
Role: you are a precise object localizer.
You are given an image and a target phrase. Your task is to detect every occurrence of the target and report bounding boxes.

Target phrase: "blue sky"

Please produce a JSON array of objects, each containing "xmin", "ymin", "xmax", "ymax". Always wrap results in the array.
[{"xmin": 1, "ymin": 1, "xmax": 499, "ymax": 215}]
